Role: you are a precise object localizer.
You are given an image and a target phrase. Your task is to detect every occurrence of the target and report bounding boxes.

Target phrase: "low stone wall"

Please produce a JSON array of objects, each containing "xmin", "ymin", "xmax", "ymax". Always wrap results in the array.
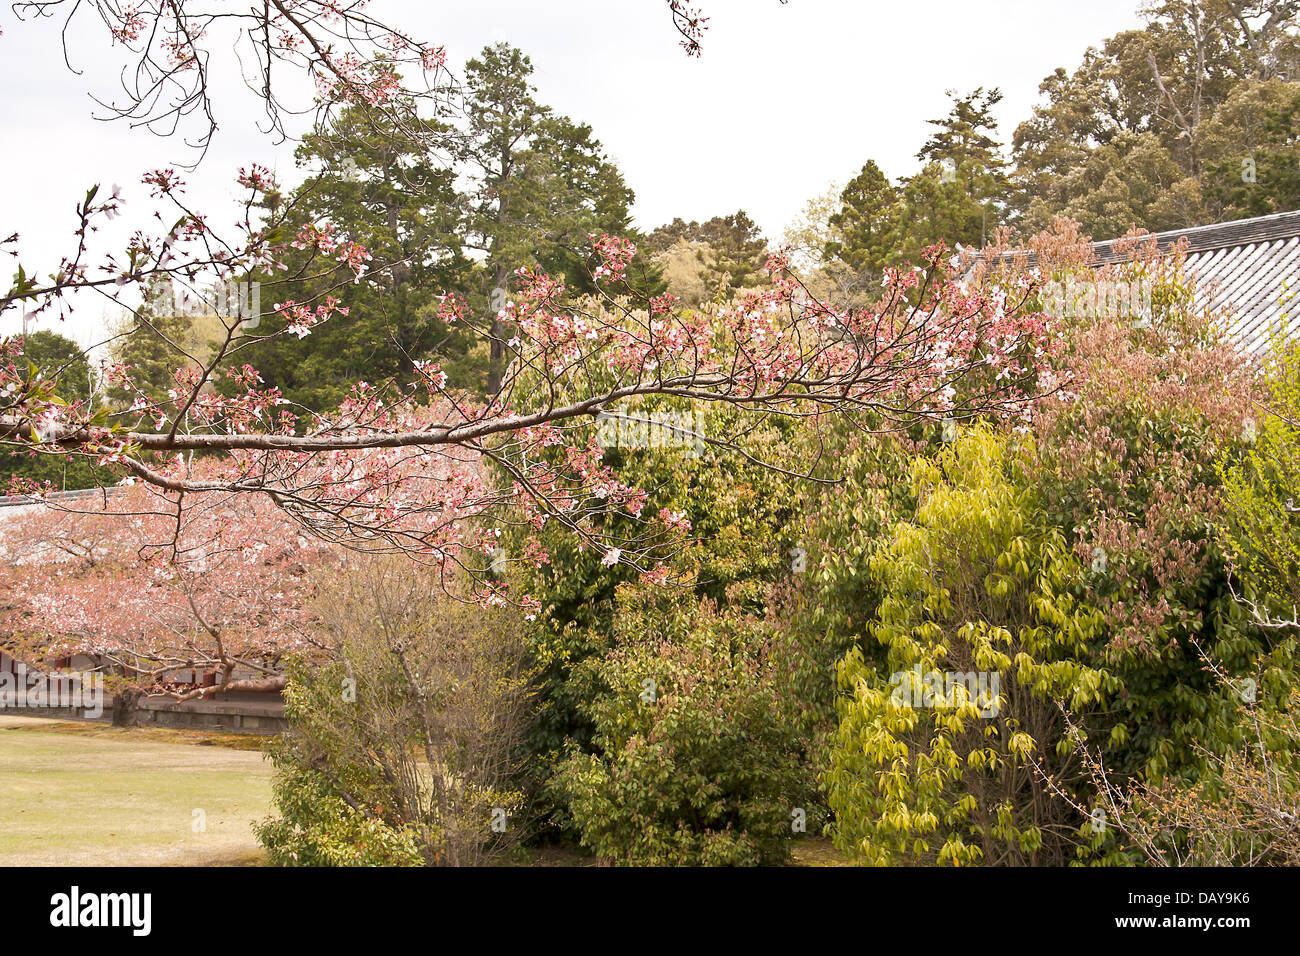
[
  {"xmin": 5, "ymin": 695, "xmax": 286, "ymax": 734},
  {"xmin": 132, "ymin": 696, "xmax": 286, "ymax": 733}
]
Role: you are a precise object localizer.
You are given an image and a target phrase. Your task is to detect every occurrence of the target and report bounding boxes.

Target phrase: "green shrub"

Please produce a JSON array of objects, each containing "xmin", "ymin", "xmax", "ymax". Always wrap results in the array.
[
  {"xmin": 823, "ymin": 302, "xmax": 1300, "ymax": 865},
  {"xmin": 257, "ymin": 558, "xmax": 533, "ymax": 866},
  {"xmin": 1029, "ymin": 305, "xmax": 1291, "ymax": 785},
  {"xmin": 553, "ymin": 585, "xmax": 803, "ymax": 865},
  {"xmin": 826, "ymin": 426, "xmax": 1121, "ymax": 865},
  {"xmin": 257, "ymin": 693, "xmax": 426, "ymax": 867},
  {"xmin": 513, "ymin": 402, "xmax": 813, "ymax": 834},
  {"xmin": 1219, "ymin": 327, "xmax": 1300, "ymax": 620},
  {"xmin": 1120, "ymin": 688, "xmax": 1300, "ymax": 866}
]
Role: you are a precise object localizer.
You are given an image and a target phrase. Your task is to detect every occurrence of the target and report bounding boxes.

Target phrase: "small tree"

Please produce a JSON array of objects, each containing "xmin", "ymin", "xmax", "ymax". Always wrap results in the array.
[
  {"xmin": 258, "ymin": 557, "xmax": 534, "ymax": 867},
  {"xmin": 826, "ymin": 426, "xmax": 1118, "ymax": 866}
]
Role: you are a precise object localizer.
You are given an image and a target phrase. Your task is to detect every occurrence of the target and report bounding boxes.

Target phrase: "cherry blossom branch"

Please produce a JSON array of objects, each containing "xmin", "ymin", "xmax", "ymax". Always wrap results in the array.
[{"xmin": 10, "ymin": 0, "xmax": 455, "ymax": 163}]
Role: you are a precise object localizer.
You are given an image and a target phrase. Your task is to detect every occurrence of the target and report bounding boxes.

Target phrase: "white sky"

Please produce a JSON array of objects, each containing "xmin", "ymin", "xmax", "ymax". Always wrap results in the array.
[{"xmin": 0, "ymin": 0, "xmax": 1147, "ymax": 345}]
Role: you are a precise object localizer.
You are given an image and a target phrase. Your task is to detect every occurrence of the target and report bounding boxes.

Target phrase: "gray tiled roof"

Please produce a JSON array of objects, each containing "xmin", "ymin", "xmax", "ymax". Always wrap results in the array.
[
  {"xmin": 1185, "ymin": 234, "xmax": 1299, "ymax": 354},
  {"xmin": 1090, "ymin": 209, "xmax": 1300, "ymax": 264},
  {"xmin": 1092, "ymin": 210, "xmax": 1300, "ymax": 354},
  {"xmin": 981, "ymin": 210, "xmax": 1300, "ymax": 354}
]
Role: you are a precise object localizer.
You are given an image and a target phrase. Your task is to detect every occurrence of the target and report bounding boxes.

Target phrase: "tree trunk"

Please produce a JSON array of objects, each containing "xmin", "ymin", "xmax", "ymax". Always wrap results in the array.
[
  {"xmin": 488, "ymin": 259, "xmax": 508, "ymax": 395},
  {"xmin": 112, "ymin": 687, "xmax": 143, "ymax": 727}
]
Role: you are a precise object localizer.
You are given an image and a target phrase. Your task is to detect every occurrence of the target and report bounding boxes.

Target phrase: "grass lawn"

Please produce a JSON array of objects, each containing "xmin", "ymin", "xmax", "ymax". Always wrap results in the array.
[
  {"xmin": 0, "ymin": 715, "xmax": 851, "ymax": 866},
  {"xmin": 0, "ymin": 715, "xmax": 273, "ymax": 866}
]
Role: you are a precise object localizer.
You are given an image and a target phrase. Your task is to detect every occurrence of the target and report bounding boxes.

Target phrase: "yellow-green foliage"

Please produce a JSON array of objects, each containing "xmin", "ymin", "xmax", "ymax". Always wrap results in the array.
[
  {"xmin": 1219, "ymin": 321, "xmax": 1300, "ymax": 617},
  {"xmin": 826, "ymin": 426, "xmax": 1121, "ymax": 865}
]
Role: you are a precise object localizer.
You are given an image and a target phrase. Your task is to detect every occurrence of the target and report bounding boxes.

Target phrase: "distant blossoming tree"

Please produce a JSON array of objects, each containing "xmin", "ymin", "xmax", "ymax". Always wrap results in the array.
[{"xmin": 0, "ymin": 477, "xmax": 333, "ymax": 697}]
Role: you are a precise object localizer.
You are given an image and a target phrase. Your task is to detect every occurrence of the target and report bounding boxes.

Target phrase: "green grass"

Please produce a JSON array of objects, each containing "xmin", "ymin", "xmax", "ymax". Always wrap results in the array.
[
  {"xmin": 0, "ymin": 716, "xmax": 273, "ymax": 866},
  {"xmin": 0, "ymin": 716, "xmax": 853, "ymax": 866}
]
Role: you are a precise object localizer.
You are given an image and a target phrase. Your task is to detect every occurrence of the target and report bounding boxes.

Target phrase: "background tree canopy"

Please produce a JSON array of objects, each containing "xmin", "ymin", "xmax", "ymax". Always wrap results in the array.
[
  {"xmin": 5, "ymin": 331, "xmax": 113, "ymax": 491},
  {"xmin": 800, "ymin": 1, "xmax": 1299, "ymax": 290},
  {"xmin": 229, "ymin": 41, "xmax": 654, "ymax": 408}
]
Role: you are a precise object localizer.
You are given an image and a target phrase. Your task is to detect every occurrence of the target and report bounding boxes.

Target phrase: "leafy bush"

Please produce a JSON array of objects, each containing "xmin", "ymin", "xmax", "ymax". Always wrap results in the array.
[
  {"xmin": 513, "ymin": 401, "xmax": 812, "ymax": 835},
  {"xmin": 1076, "ymin": 681, "xmax": 1300, "ymax": 867},
  {"xmin": 1219, "ymin": 327, "xmax": 1300, "ymax": 621},
  {"xmin": 1027, "ymin": 286, "xmax": 1289, "ymax": 785},
  {"xmin": 824, "ymin": 274, "xmax": 1300, "ymax": 864},
  {"xmin": 826, "ymin": 426, "xmax": 1120, "ymax": 865},
  {"xmin": 257, "ymin": 558, "xmax": 534, "ymax": 866},
  {"xmin": 553, "ymin": 585, "xmax": 803, "ymax": 865},
  {"xmin": 1111, "ymin": 324, "xmax": 1300, "ymax": 866},
  {"xmin": 257, "ymin": 681, "xmax": 426, "ymax": 867}
]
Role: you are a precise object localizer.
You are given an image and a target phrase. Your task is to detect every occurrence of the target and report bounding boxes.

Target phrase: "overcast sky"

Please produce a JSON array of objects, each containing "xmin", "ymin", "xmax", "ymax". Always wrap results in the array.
[{"xmin": 0, "ymin": 0, "xmax": 1148, "ymax": 344}]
